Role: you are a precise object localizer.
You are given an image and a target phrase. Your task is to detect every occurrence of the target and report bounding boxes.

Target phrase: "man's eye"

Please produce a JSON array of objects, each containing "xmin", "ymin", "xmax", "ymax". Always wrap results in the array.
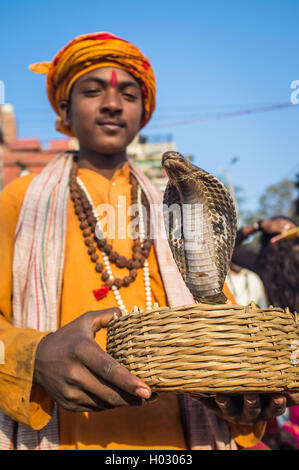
[
  {"xmin": 123, "ymin": 92, "xmax": 137, "ymax": 100},
  {"xmin": 84, "ymin": 88, "xmax": 102, "ymax": 95}
]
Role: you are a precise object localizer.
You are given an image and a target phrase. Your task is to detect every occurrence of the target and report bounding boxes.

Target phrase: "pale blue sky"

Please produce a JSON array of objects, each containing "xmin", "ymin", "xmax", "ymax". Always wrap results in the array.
[{"xmin": 1, "ymin": 0, "xmax": 298, "ymax": 214}]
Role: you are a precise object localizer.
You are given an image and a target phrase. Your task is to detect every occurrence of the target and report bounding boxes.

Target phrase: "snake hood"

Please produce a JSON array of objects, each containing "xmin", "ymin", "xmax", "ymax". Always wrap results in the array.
[{"xmin": 162, "ymin": 151, "xmax": 237, "ymax": 304}]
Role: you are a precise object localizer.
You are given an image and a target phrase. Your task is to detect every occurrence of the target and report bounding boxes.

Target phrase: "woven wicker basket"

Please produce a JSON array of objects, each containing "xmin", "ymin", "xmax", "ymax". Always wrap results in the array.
[{"xmin": 106, "ymin": 302, "xmax": 299, "ymax": 395}]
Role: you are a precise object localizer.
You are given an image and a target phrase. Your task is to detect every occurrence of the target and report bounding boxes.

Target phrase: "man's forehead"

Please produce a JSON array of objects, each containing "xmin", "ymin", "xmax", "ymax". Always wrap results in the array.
[{"xmin": 75, "ymin": 66, "xmax": 139, "ymax": 85}]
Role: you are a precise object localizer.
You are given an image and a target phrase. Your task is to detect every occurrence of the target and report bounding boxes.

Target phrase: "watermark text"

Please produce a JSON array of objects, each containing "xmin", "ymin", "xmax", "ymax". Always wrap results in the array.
[
  {"xmin": 291, "ymin": 340, "xmax": 299, "ymax": 365},
  {"xmin": 94, "ymin": 200, "xmax": 205, "ymax": 251},
  {"xmin": 290, "ymin": 80, "xmax": 299, "ymax": 104},
  {"xmin": 0, "ymin": 81, "xmax": 4, "ymax": 105}
]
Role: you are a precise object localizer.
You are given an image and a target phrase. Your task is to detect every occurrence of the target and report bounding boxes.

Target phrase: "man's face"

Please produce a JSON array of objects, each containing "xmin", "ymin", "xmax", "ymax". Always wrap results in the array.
[{"xmin": 60, "ymin": 67, "xmax": 143, "ymax": 154}]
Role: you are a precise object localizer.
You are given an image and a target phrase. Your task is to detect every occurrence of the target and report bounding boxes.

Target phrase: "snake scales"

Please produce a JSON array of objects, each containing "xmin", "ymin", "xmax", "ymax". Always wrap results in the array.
[{"xmin": 162, "ymin": 151, "xmax": 237, "ymax": 304}]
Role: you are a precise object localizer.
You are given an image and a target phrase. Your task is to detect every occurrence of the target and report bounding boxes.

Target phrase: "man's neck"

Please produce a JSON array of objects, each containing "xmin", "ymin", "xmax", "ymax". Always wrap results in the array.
[{"xmin": 77, "ymin": 148, "xmax": 128, "ymax": 180}]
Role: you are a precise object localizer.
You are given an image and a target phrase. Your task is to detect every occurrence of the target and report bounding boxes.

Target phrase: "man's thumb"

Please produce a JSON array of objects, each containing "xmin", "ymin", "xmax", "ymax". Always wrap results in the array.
[{"xmin": 88, "ymin": 308, "xmax": 122, "ymax": 334}]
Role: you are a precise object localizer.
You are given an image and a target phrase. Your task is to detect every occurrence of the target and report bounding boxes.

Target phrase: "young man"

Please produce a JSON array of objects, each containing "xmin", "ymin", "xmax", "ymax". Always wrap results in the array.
[{"xmin": 0, "ymin": 32, "xmax": 296, "ymax": 450}]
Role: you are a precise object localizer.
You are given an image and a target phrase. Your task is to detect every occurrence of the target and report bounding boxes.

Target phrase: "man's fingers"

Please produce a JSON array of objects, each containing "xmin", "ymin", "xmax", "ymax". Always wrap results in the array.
[
  {"xmin": 199, "ymin": 392, "xmax": 289, "ymax": 425},
  {"xmin": 270, "ymin": 233, "xmax": 284, "ymax": 244},
  {"xmin": 75, "ymin": 339, "xmax": 151, "ymax": 400},
  {"xmin": 260, "ymin": 394, "xmax": 286, "ymax": 421},
  {"xmin": 64, "ymin": 365, "xmax": 144, "ymax": 410},
  {"xmin": 239, "ymin": 394, "xmax": 261, "ymax": 423},
  {"xmin": 215, "ymin": 394, "xmax": 240, "ymax": 421},
  {"xmin": 84, "ymin": 308, "xmax": 122, "ymax": 334},
  {"xmin": 285, "ymin": 392, "xmax": 299, "ymax": 407},
  {"xmin": 60, "ymin": 388, "xmax": 114, "ymax": 412}
]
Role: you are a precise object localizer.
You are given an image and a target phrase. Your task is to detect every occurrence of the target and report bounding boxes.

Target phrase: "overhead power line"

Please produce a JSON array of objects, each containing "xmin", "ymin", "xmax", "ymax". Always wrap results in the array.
[{"xmin": 147, "ymin": 102, "xmax": 297, "ymax": 129}]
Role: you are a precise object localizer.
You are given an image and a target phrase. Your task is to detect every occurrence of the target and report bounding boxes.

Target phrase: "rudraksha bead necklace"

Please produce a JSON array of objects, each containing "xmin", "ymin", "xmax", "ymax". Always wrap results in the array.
[{"xmin": 69, "ymin": 159, "xmax": 152, "ymax": 313}]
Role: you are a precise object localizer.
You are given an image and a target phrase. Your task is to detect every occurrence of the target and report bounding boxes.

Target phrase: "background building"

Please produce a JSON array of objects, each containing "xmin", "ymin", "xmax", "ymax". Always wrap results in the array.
[
  {"xmin": 0, "ymin": 103, "xmax": 193, "ymax": 191},
  {"xmin": 127, "ymin": 134, "xmax": 176, "ymax": 190},
  {"xmin": 0, "ymin": 103, "xmax": 17, "ymax": 144}
]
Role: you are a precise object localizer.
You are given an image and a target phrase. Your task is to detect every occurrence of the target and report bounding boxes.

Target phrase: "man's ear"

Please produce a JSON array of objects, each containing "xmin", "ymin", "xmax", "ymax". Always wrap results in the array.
[{"xmin": 57, "ymin": 100, "xmax": 71, "ymax": 127}]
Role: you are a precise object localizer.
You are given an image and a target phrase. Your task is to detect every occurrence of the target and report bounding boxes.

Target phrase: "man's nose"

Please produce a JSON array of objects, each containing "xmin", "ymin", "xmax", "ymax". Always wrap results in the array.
[{"xmin": 100, "ymin": 89, "xmax": 123, "ymax": 114}]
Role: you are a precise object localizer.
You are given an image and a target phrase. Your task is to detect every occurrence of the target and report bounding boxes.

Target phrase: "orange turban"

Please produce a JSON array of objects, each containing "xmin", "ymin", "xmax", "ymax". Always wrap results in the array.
[{"xmin": 29, "ymin": 32, "xmax": 156, "ymax": 136}]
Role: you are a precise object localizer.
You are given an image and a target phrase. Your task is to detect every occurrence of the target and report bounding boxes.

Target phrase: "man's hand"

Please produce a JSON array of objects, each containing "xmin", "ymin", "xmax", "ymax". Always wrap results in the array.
[
  {"xmin": 196, "ymin": 392, "xmax": 299, "ymax": 425},
  {"xmin": 33, "ymin": 308, "xmax": 152, "ymax": 412},
  {"xmin": 261, "ymin": 218, "xmax": 295, "ymax": 235},
  {"xmin": 270, "ymin": 227, "xmax": 299, "ymax": 245}
]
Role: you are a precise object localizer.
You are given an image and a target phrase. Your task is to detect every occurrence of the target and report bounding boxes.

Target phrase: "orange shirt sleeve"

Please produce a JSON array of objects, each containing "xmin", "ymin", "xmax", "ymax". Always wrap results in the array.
[{"xmin": 0, "ymin": 175, "xmax": 52, "ymax": 429}]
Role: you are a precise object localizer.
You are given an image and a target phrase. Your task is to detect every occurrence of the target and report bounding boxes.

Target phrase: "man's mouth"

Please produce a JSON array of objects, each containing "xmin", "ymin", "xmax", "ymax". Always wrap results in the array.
[{"xmin": 95, "ymin": 120, "xmax": 126, "ymax": 132}]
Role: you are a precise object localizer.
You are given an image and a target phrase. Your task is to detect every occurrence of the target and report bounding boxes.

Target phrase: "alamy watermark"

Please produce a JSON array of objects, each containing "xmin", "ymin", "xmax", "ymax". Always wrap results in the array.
[
  {"xmin": 93, "ymin": 200, "xmax": 205, "ymax": 252},
  {"xmin": 290, "ymin": 80, "xmax": 299, "ymax": 104},
  {"xmin": 0, "ymin": 81, "xmax": 5, "ymax": 105},
  {"xmin": 291, "ymin": 340, "xmax": 299, "ymax": 365}
]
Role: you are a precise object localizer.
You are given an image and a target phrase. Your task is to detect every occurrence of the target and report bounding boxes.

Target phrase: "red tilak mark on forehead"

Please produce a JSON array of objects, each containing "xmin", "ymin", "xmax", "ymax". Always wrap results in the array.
[{"xmin": 109, "ymin": 70, "xmax": 118, "ymax": 88}]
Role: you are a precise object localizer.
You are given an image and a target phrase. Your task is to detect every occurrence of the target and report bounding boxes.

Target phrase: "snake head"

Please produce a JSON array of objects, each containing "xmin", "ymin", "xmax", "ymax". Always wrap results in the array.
[
  {"xmin": 162, "ymin": 151, "xmax": 198, "ymax": 200},
  {"xmin": 162, "ymin": 151, "xmax": 196, "ymax": 182}
]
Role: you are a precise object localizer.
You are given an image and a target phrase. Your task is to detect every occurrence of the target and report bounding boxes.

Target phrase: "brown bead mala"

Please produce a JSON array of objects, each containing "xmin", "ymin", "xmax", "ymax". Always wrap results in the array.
[{"xmin": 69, "ymin": 156, "xmax": 152, "ymax": 299}]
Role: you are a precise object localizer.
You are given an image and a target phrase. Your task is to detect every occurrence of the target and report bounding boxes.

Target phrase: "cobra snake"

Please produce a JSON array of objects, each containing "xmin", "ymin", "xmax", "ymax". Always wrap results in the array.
[{"xmin": 162, "ymin": 151, "xmax": 237, "ymax": 304}]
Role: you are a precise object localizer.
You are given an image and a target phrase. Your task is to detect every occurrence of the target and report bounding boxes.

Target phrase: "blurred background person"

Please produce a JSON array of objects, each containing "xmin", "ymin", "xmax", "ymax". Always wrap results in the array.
[
  {"xmin": 232, "ymin": 216, "xmax": 299, "ymax": 312},
  {"xmin": 232, "ymin": 215, "xmax": 299, "ymax": 450},
  {"xmin": 226, "ymin": 262, "xmax": 268, "ymax": 307}
]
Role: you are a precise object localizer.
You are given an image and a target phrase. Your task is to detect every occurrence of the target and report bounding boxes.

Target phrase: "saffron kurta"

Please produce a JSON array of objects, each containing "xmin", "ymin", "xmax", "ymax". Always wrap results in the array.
[{"xmin": 0, "ymin": 164, "xmax": 264, "ymax": 449}]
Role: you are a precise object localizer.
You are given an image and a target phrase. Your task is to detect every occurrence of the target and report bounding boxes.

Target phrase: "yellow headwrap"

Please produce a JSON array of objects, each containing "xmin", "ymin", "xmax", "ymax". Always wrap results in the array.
[{"xmin": 29, "ymin": 32, "xmax": 156, "ymax": 136}]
